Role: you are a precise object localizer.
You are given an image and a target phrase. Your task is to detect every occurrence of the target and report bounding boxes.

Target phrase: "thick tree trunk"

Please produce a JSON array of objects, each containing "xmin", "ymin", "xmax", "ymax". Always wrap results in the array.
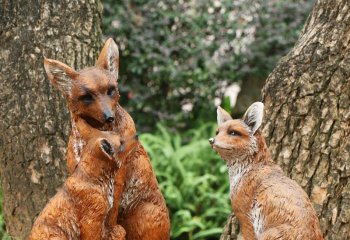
[
  {"xmin": 0, "ymin": 1, "xmax": 102, "ymax": 238},
  {"xmin": 221, "ymin": 0, "xmax": 350, "ymax": 239}
]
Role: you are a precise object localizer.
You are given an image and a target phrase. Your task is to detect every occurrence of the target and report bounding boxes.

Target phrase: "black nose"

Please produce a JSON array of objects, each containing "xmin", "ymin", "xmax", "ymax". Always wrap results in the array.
[
  {"xmin": 106, "ymin": 116, "xmax": 114, "ymax": 123},
  {"xmin": 104, "ymin": 112, "xmax": 115, "ymax": 123},
  {"xmin": 209, "ymin": 138, "xmax": 215, "ymax": 144}
]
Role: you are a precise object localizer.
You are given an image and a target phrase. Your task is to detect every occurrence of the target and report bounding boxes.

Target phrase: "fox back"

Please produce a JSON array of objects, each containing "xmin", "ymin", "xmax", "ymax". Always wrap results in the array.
[{"xmin": 210, "ymin": 102, "xmax": 323, "ymax": 240}]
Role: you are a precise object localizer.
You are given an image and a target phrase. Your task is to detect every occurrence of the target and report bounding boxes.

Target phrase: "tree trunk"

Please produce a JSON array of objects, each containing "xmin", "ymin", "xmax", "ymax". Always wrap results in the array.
[
  {"xmin": 221, "ymin": 0, "xmax": 350, "ymax": 239},
  {"xmin": 0, "ymin": 1, "xmax": 102, "ymax": 238}
]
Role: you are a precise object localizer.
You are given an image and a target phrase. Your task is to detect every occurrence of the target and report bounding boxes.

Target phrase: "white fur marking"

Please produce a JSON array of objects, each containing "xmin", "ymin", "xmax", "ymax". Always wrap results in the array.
[
  {"xmin": 72, "ymin": 121, "xmax": 86, "ymax": 163},
  {"xmin": 120, "ymin": 175, "xmax": 151, "ymax": 211},
  {"xmin": 249, "ymin": 202, "xmax": 265, "ymax": 238},
  {"xmin": 228, "ymin": 162, "xmax": 251, "ymax": 196},
  {"xmin": 107, "ymin": 177, "xmax": 115, "ymax": 210}
]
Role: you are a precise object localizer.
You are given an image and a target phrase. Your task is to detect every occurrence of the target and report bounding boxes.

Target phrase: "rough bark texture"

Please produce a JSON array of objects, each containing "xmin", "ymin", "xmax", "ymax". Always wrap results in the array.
[
  {"xmin": 0, "ymin": 1, "xmax": 102, "ymax": 238},
  {"xmin": 221, "ymin": 0, "xmax": 350, "ymax": 239},
  {"xmin": 220, "ymin": 215, "xmax": 240, "ymax": 240}
]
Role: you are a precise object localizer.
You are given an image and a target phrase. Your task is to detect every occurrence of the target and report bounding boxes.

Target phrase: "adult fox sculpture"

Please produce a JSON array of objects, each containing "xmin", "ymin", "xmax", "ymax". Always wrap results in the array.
[
  {"xmin": 44, "ymin": 38, "xmax": 170, "ymax": 239},
  {"xmin": 29, "ymin": 118, "xmax": 138, "ymax": 240},
  {"xmin": 209, "ymin": 102, "xmax": 323, "ymax": 240}
]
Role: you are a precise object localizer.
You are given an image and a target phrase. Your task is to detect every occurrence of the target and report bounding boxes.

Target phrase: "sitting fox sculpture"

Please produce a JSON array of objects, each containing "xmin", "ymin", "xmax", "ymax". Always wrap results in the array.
[
  {"xmin": 29, "ymin": 119, "xmax": 138, "ymax": 240},
  {"xmin": 209, "ymin": 102, "xmax": 323, "ymax": 240},
  {"xmin": 43, "ymin": 38, "xmax": 170, "ymax": 239}
]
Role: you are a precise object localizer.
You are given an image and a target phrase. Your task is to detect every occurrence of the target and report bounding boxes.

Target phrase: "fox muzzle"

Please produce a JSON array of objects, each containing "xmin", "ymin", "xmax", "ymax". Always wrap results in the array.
[
  {"xmin": 104, "ymin": 111, "xmax": 115, "ymax": 123},
  {"xmin": 209, "ymin": 138, "xmax": 215, "ymax": 145}
]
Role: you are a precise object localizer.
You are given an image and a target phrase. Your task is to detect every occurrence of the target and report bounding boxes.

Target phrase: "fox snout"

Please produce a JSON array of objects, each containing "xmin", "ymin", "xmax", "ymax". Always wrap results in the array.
[
  {"xmin": 103, "ymin": 110, "xmax": 115, "ymax": 123},
  {"xmin": 208, "ymin": 138, "xmax": 215, "ymax": 145}
]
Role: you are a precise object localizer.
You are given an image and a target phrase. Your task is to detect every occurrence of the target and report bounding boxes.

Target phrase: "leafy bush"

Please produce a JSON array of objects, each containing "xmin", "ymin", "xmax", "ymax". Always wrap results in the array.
[
  {"xmin": 102, "ymin": 0, "xmax": 313, "ymax": 130},
  {"xmin": 239, "ymin": 0, "xmax": 314, "ymax": 79},
  {"xmin": 0, "ymin": 191, "xmax": 11, "ymax": 240},
  {"xmin": 140, "ymin": 123, "xmax": 231, "ymax": 239}
]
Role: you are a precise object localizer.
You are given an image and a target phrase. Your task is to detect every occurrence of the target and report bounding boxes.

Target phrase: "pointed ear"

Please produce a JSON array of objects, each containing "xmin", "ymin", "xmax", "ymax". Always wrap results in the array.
[
  {"xmin": 98, "ymin": 138, "xmax": 115, "ymax": 160},
  {"xmin": 242, "ymin": 102, "xmax": 264, "ymax": 134},
  {"xmin": 96, "ymin": 38, "xmax": 119, "ymax": 79},
  {"xmin": 43, "ymin": 58, "xmax": 78, "ymax": 96},
  {"xmin": 217, "ymin": 106, "xmax": 232, "ymax": 125}
]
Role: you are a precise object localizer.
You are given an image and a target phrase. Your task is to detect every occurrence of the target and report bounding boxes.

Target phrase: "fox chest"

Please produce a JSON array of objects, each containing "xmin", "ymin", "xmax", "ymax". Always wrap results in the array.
[
  {"xmin": 228, "ymin": 165, "xmax": 265, "ymax": 239},
  {"xmin": 119, "ymin": 151, "xmax": 153, "ymax": 211},
  {"xmin": 77, "ymin": 185, "xmax": 114, "ymax": 224}
]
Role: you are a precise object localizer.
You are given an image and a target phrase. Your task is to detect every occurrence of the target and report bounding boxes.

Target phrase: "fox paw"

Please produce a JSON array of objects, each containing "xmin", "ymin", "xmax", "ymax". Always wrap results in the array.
[{"xmin": 109, "ymin": 224, "xmax": 126, "ymax": 240}]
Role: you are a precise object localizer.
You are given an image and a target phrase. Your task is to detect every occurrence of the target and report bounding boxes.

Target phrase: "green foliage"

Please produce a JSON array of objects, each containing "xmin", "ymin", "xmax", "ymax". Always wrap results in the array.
[
  {"xmin": 221, "ymin": 96, "xmax": 232, "ymax": 114},
  {"xmin": 140, "ymin": 123, "xmax": 230, "ymax": 239},
  {"xmin": 240, "ymin": 0, "xmax": 314, "ymax": 79},
  {"xmin": 103, "ymin": 0, "xmax": 235, "ymax": 128},
  {"xmin": 0, "ymin": 191, "xmax": 11, "ymax": 240},
  {"xmin": 102, "ymin": 0, "xmax": 313, "ymax": 130}
]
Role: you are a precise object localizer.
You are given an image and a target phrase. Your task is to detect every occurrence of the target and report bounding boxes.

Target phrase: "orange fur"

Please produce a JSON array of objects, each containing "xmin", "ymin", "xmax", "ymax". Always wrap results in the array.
[
  {"xmin": 44, "ymin": 38, "xmax": 170, "ymax": 240},
  {"xmin": 29, "ymin": 119, "xmax": 138, "ymax": 240},
  {"xmin": 210, "ymin": 104, "xmax": 323, "ymax": 240}
]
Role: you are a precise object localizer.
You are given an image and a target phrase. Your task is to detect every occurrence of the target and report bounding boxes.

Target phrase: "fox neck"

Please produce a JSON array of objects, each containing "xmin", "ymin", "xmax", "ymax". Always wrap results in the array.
[
  {"xmin": 77, "ymin": 156, "xmax": 117, "ymax": 184},
  {"xmin": 227, "ymin": 132, "xmax": 271, "ymax": 195},
  {"xmin": 227, "ymin": 161, "xmax": 252, "ymax": 196},
  {"xmin": 71, "ymin": 120, "xmax": 86, "ymax": 163}
]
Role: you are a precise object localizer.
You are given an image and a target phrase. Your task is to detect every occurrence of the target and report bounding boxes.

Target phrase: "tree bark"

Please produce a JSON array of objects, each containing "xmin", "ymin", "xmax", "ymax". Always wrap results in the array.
[
  {"xmin": 221, "ymin": 0, "xmax": 350, "ymax": 239},
  {"xmin": 0, "ymin": 1, "xmax": 102, "ymax": 238}
]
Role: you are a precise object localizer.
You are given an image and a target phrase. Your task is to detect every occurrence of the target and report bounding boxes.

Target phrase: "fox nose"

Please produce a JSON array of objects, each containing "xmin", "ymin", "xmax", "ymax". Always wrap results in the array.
[
  {"xmin": 104, "ymin": 112, "xmax": 115, "ymax": 123},
  {"xmin": 209, "ymin": 138, "xmax": 215, "ymax": 145},
  {"xmin": 106, "ymin": 116, "xmax": 114, "ymax": 123}
]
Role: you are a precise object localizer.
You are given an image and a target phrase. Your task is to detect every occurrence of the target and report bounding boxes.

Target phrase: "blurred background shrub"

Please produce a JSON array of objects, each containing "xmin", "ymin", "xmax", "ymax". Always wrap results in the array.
[
  {"xmin": 140, "ymin": 123, "xmax": 230, "ymax": 239},
  {"xmin": 103, "ymin": 0, "xmax": 314, "ymax": 130}
]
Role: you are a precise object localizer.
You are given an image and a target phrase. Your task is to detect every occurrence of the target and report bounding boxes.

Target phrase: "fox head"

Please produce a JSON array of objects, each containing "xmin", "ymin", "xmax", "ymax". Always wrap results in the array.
[
  {"xmin": 209, "ymin": 102, "xmax": 264, "ymax": 165},
  {"xmin": 44, "ymin": 38, "xmax": 120, "ymax": 128},
  {"xmin": 84, "ymin": 131, "xmax": 138, "ymax": 169}
]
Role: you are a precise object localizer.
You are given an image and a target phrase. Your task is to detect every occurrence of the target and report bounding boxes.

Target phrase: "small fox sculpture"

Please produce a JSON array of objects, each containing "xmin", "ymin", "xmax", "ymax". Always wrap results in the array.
[
  {"xmin": 29, "ymin": 118, "xmax": 138, "ymax": 240},
  {"xmin": 43, "ymin": 38, "xmax": 170, "ymax": 239},
  {"xmin": 209, "ymin": 102, "xmax": 323, "ymax": 240}
]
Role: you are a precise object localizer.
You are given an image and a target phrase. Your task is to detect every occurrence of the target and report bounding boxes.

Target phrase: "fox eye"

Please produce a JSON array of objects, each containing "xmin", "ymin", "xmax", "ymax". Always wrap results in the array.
[
  {"xmin": 107, "ymin": 87, "xmax": 116, "ymax": 97},
  {"xmin": 80, "ymin": 93, "xmax": 93, "ymax": 104},
  {"xmin": 228, "ymin": 130, "xmax": 239, "ymax": 136},
  {"xmin": 228, "ymin": 131, "xmax": 237, "ymax": 136},
  {"xmin": 215, "ymin": 130, "xmax": 219, "ymax": 135}
]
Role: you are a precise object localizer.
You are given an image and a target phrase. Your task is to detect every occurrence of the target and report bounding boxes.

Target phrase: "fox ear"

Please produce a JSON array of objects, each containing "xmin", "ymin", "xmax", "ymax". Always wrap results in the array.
[
  {"xmin": 217, "ymin": 106, "xmax": 232, "ymax": 125},
  {"xmin": 242, "ymin": 102, "xmax": 264, "ymax": 134},
  {"xmin": 96, "ymin": 38, "xmax": 119, "ymax": 79},
  {"xmin": 44, "ymin": 58, "xmax": 78, "ymax": 96},
  {"xmin": 98, "ymin": 138, "xmax": 115, "ymax": 160}
]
